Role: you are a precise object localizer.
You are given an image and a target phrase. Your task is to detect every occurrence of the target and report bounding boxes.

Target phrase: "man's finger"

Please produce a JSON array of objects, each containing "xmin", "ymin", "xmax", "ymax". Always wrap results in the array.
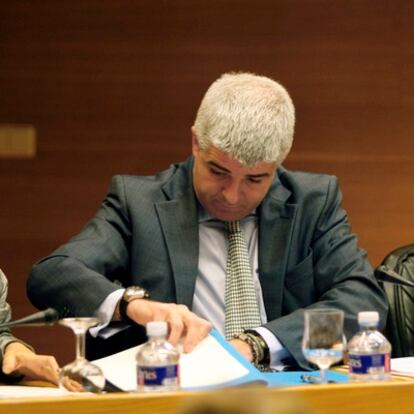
[
  {"xmin": 43, "ymin": 358, "xmax": 60, "ymax": 384},
  {"xmin": 167, "ymin": 313, "xmax": 185, "ymax": 345},
  {"xmin": 2, "ymin": 354, "xmax": 18, "ymax": 374},
  {"xmin": 182, "ymin": 318, "xmax": 212, "ymax": 353}
]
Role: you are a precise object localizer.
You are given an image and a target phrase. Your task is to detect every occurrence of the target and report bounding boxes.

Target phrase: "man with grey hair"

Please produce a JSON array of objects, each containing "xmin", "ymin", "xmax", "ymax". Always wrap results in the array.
[
  {"xmin": 27, "ymin": 72, "xmax": 387, "ymax": 370},
  {"xmin": 194, "ymin": 73, "xmax": 294, "ymax": 167}
]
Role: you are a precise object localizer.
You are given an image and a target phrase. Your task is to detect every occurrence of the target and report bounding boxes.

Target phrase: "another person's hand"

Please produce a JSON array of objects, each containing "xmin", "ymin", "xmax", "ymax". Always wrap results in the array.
[
  {"xmin": 126, "ymin": 300, "xmax": 212, "ymax": 353},
  {"xmin": 2, "ymin": 342, "xmax": 60, "ymax": 385}
]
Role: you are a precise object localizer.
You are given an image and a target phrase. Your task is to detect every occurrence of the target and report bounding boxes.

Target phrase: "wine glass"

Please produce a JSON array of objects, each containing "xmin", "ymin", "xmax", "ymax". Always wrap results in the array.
[
  {"xmin": 59, "ymin": 317, "xmax": 106, "ymax": 393},
  {"xmin": 302, "ymin": 308, "xmax": 345, "ymax": 384}
]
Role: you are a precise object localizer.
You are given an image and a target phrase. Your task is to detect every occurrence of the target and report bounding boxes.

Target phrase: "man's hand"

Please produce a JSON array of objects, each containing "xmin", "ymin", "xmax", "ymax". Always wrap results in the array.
[
  {"xmin": 229, "ymin": 338, "xmax": 253, "ymax": 362},
  {"xmin": 2, "ymin": 342, "xmax": 60, "ymax": 385},
  {"xmin": 126, "ymin": 299, "xmax": 212, "ymax": 352}
]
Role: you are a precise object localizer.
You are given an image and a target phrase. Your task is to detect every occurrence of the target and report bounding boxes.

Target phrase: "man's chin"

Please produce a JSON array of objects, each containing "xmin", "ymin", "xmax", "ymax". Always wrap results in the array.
[{"xmin": 210, "ymin": 208, "xmax": 247, "ymax": 222}]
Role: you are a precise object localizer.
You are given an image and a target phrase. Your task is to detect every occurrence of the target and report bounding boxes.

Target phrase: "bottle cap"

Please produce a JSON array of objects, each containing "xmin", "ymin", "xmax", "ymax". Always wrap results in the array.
[
  {"xmin": 358, "ymin": 311, "xmax": 379, "ymax": 325},
  {"xmin": 146, "ymin": 321, "xmax": 168, "ymax": 336}
]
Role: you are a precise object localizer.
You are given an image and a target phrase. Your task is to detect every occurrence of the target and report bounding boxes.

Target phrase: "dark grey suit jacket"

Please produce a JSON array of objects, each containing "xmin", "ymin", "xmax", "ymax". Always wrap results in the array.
[{"xmin": 27, "ymin": 157, "xmax": 388, "ymax": 368}]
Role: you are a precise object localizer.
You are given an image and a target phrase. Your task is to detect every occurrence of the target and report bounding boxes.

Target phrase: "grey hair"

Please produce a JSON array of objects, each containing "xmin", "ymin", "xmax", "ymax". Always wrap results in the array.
[{"xmin": 193, "ymin": 72, "xmax": 295, "ymax": 166}]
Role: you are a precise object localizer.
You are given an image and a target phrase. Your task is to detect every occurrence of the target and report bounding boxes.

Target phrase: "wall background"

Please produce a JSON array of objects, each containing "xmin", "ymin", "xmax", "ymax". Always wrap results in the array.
[{"xmin": 1, "ymin": 0, "xmax": 413, "ymax": 364}]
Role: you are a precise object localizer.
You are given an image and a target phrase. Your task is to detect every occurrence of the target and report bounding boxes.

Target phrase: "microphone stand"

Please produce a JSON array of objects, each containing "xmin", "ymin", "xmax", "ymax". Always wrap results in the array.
[{"xmin": 0, "ymin": 308, "xmax": 59, "ymax": 329}]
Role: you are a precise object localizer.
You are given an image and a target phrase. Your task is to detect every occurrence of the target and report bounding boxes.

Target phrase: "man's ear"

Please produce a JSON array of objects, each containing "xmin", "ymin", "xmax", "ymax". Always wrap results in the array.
[{"xmin": 191, "ymin": 127, "xmax": 200, "ymax": 156}]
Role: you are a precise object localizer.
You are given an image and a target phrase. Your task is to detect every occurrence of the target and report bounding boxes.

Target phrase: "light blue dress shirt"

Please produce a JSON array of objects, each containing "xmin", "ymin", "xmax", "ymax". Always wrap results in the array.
[{"xmin": 193, "ymin": 207, "xmax": 289, "ymax": 368}]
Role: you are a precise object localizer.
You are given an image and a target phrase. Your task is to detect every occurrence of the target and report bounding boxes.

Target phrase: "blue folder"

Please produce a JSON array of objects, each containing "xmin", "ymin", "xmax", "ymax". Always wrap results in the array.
[{"xmin": 194, "ymin": 329, "xmax": 348, "ymax": 390}]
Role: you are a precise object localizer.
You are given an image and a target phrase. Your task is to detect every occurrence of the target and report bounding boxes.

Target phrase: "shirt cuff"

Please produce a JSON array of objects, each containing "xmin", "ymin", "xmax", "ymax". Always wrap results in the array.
[
  {"xmin": 89, "ymin": 289, "xmax": 125, "ymax": 338},
  {"xmin": 254, "ymin": 326, "xmax": 291, "ymax": 370}
]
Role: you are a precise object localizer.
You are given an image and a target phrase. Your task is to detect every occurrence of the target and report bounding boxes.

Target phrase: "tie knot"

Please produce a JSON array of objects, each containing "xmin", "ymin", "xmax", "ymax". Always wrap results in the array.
[{"xmin": 225, "ymin": 221, "xmax": 241, "ymax": 234}]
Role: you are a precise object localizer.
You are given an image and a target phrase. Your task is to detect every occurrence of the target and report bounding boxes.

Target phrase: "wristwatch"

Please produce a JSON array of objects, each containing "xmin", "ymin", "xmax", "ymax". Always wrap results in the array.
[{"xmin": 119, "ymin": 286, "xmax": 150, "ymax": 323}]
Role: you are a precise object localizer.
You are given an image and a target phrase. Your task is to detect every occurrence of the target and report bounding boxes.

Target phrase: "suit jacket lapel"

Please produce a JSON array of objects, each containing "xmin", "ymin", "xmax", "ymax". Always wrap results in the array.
[
  {"xmin": 154, "ymin": 160, "xmax": 297, "ymax": 316},
  {"xmin": 259, "ymin": 176, "xmax": 297, "ymax": 321},
  {"xmin": 155, "ymin": 159, "xmax": 199, "ymax": 308}
]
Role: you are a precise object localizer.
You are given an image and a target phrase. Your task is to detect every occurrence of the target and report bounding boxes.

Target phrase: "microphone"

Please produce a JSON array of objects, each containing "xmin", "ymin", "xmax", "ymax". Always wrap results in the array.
[
  {"xmin": 375, "ymin": 265, "xmax": 414, "ymax": 288},
  {"xmin": 0, "ymin": 308, "xmax": 59, "ymax": 329}
]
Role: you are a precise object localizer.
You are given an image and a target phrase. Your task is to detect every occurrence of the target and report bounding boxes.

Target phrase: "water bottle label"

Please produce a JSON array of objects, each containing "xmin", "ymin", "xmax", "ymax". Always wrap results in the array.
[
  {"xmin": 137, "ymin": 364, "xmax": 180, "ymax": 387},
  {"xmin": 348, "ymin": 353, "xmax": 391, "ymax": 374}
]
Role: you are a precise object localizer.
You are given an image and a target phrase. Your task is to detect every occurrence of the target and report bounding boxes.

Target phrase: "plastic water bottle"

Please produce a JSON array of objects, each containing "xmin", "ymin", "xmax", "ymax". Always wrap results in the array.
[
  {"xmin": 348, "ymin": 311, "xmax": 391, "ymax": 381},
  {"xmin": 136, "ymin": 321, "xmax": 180, "ymax": 392}
]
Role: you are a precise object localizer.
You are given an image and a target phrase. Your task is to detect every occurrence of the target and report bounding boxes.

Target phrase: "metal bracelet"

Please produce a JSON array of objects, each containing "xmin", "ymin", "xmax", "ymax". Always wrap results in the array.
[{"xmin": 232, "ymin": 332, "xmax": 263, "ymax": 366}]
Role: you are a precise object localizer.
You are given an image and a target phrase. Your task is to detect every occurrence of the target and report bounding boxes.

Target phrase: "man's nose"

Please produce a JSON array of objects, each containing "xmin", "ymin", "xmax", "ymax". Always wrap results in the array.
[{"xmin": 222, "ymin": 181, "xmax": 241, "ymax": 205}]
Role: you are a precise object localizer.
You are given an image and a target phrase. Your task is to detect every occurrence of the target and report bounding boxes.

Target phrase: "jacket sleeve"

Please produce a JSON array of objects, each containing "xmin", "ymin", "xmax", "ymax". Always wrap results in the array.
[
  {"xmin": 27, "ymin": 176, "xmax": 132, "ymax": 318},
  {"xmin": 263, "ymin": 176, "xmax": 388, "ymax": 369}
]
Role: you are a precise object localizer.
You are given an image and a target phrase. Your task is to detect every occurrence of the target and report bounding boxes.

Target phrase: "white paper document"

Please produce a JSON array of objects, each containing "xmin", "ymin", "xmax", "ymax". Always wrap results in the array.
[
  {"xmin": 391, "ymin": 357, "xmax": 414, "ymax": 376},
  {"xmin": 0, "ymin": 385, "xmax": 76, "ymax": 399},
  {"xmin": 93, "ymin": 329, "xmax": 265, "ymax": 391}
]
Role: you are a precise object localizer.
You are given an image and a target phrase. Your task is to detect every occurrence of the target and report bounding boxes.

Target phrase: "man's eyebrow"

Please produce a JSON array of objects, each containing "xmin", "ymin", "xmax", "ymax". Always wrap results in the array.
[
  {"xmin": 207, "ymin": 161, "xmax": 271, "ymax": 178},
  {"xmin": 208, "ymin": 161, "xmax": 231, "ymax": 173},
  {"xmin": 246, "ymin": 172, "xmax": 271, "ymax": 178}
]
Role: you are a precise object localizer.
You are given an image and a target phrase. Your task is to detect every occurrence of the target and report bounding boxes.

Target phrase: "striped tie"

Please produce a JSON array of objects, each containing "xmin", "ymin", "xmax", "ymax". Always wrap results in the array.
[{"xmin": 224, "ymin": 220, "xmax": 261, "ymax": 339}]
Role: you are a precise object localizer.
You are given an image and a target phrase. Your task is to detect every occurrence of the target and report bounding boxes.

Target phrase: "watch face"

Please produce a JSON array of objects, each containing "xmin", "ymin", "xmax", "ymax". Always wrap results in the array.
[{"xmin": 124, "ymin": 286, "xmax": 147, "ymax": 301}]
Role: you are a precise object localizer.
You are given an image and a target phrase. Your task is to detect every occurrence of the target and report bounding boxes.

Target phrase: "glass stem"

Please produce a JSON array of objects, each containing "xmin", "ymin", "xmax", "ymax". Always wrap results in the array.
[
  {"xmin": 75, "ymin": 330, "xmax": 86, "ymax": 361},
  {"xmin": 320, "ymin": 368, "xmax": 328, "ymax": 384}
]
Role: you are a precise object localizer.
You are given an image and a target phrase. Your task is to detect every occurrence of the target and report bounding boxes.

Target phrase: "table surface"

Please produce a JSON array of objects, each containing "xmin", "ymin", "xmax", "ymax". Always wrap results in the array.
[{"xmin": 1, "ymin": 374, "xmax": 414, "ymax": 414}]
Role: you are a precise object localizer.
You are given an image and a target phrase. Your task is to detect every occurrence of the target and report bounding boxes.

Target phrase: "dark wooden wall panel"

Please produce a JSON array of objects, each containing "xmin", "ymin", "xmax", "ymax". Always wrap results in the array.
[{"xmin": 1, "ymin": 0, "xmax": 413, "ymax": 364}]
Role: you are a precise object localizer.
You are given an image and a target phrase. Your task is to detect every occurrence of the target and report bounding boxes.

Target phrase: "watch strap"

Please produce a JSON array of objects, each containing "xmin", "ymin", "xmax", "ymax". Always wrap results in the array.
[{"xmin": 119, "ymin": 296, "xmax": 133, "ymax": 323}]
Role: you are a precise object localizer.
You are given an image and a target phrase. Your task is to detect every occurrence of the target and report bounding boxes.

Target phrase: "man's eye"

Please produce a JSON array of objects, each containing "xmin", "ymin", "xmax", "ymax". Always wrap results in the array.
[
  {"xmin": 210, "ymin": 169, "xmax": 225, "ymax": 176},
  {"xmin": 247, "ymin": 177, "xmax": 262, "ymax": 184}
]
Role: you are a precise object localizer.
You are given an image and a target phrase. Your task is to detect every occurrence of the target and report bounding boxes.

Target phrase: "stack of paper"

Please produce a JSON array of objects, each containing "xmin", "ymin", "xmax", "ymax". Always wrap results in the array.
[
  {"xmin": 0, "ymin": 386, "xmax": 76, "ymax": 398},
  {"xmin": 391, "ymin": 357, "xmax": 414, "ymax": 376},
  {"xmin": 93, "ymin": 329, "xmax": 265, "ymax": 391}
]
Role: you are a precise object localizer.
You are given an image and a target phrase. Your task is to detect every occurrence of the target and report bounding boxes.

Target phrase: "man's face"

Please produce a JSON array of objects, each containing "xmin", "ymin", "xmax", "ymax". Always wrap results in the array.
[{"xmin": 192, "ymin": 132, "xmax": 277, "ymax": 221}]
